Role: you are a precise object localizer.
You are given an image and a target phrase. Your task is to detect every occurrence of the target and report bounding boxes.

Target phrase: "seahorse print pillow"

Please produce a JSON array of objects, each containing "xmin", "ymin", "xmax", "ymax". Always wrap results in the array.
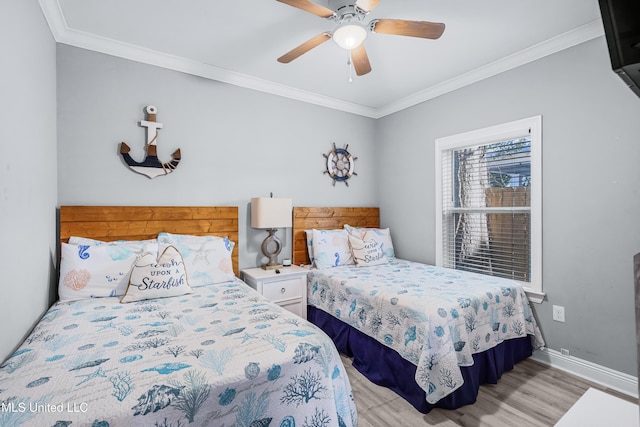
[{"xmin": 311, "ymin": 229, "xmax": 354, "ymax": 269}]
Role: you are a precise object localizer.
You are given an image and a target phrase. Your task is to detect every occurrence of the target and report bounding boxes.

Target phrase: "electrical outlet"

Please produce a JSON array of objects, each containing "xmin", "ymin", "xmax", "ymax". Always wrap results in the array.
[
  {"xmin": 561, "ymin": 348, "xmax": 570, "ymax": 356},
  {"xmin": 552, "ymin": 305, "xmax": 565, "ymax": 322}
]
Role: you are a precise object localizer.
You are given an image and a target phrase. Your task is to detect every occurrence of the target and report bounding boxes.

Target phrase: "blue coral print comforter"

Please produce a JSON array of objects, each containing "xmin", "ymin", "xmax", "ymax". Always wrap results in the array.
[
  {"xmin": 307, "ymin": 259, "xmax": 544, "ymax": 404},
  {"xmin": 0, "ymin": 279, "xmax": 357, "ymax": 427}
]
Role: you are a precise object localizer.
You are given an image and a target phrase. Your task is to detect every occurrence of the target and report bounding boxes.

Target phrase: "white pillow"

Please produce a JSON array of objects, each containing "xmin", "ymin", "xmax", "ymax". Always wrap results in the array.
[
  {"xmin": 304, "ymin": 230, "xmax": 315, "ymax": 266},
  {"xmin": 157, "ymin": 232, "xmax": 224, "ymax": 246},
  {"xmin": 59, "ymin": 241, "xmax": 158, "ymax": 301},
  {"xmin": 121, "ymin": 246, "xmax": 192, "ymax": 303},
  {"xmin": 311, "ymin": 229, "xmax": 354, "ymax": 269},
  {"xmin": 157, "ymin": 232, "xmax": 235, "ymax": 286},
  {"xmin": 344, "ymin": 225, "xmax": 395, "ymax": 258},
  {"xmin": 348, "ymin": 230, "xmax": 389, "ymax": 267},
  {"xmin": 68, "ymin": 236, "xmax": 158, "ymax": 247}
]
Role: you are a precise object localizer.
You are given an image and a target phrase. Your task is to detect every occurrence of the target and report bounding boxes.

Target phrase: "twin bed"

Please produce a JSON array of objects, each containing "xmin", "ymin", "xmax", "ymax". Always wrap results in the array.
[
  {"xmin": 0, "ymin": 205, "xmax": 544, "ymax": 426},
  {"xmin": 0, "ymin": 206, "xmax": 357, "ymax": 427},
  {"xmin": 292, "ymin": 207, "xmax": 544, "ymax": 413}
]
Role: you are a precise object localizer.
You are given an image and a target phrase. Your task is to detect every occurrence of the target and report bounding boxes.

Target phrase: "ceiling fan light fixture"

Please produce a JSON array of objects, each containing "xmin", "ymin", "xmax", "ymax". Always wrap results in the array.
[{"xmin": 332, "ymin": 22, "xmax": 368, "ymax": 50}]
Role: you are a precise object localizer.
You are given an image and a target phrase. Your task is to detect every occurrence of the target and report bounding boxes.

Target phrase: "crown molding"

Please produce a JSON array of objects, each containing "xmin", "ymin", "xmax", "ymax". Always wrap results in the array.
[
  {"xmin": 39, "ymin": 0, "xmax": 67, "ymax": 37},
  {"xmin": 37, "ymin": 0, "xmax": 379, "ymax": 118},
  {"xmin": 375, "ymin": 19, "xmax": 604, "ymax": 118},
  {"xmin": 39, "ymin": 0, "xmax": 603, "ymax": 119}
]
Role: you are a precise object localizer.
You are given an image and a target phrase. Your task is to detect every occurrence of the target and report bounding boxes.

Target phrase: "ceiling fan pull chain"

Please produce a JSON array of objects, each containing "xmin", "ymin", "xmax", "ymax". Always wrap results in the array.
[{"xmin": 347, "ymin": 54, "xmax": 354, "ymax": 83}]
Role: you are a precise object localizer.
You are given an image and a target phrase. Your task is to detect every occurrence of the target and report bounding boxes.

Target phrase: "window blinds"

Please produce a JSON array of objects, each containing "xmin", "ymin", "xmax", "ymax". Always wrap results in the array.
[{"xmin": 441, "ymin": 137, "xmax": 532, "ymax": 282}]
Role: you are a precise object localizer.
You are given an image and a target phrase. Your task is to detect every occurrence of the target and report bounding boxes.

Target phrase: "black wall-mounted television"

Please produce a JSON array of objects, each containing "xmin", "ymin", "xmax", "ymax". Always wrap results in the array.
[{"xmin": 598, "ymin": 0, "xmax": 640, "ymax": 98}]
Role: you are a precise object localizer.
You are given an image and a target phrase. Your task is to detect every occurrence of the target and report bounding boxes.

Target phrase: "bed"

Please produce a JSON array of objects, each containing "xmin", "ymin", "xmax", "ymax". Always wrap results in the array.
[
  {"xmin": 293, "ymin": 206, "xmax": 545, "ymax": 413},
  {"xmin": 0, "ymin": 206, "xmax": 357, "ymax": 427}
]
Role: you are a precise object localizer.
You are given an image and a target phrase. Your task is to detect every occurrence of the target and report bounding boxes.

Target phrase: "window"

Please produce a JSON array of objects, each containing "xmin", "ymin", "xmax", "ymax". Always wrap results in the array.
[{"xmin": 435, "ymin": 116, "xmax": 543, "ymax": 302}]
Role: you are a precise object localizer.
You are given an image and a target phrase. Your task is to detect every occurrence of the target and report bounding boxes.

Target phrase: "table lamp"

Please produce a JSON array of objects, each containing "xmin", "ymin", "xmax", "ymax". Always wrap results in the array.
[{"xmin": 251, "ymin": 197, "xmax": 292, "ymax": 269}]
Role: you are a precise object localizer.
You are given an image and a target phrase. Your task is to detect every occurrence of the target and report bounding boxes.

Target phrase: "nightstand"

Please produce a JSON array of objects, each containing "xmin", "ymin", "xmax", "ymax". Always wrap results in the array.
[{"xmin": 241, "ymin": 265, "xmax": 309, "ymax": 319}]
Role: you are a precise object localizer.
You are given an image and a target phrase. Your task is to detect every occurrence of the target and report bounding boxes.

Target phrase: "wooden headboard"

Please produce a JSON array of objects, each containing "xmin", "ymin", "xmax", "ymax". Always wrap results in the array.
[
  {"xmin": 292, "ymin": 207, "xmax": 380, "ymax": 266},
  {"xmin": 60, "ymin": 206, "xmax": 239, "ymax": 275}
]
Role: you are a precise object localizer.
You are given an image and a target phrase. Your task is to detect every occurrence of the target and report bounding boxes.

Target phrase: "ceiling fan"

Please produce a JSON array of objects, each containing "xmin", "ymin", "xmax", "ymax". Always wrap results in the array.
[{"xmin": 276, "ymin": 0, "xmax": 445, "ymax": 77}]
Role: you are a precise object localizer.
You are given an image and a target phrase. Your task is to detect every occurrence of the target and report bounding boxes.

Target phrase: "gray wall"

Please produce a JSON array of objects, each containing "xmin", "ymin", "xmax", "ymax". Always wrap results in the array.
[
  {"xmin": 376, "ymin": 37, "xmax": 640, "ymax": 375},
  {"xmin": 0, "ymin": 1, "xmax": 58, "ymax": 361},
  {"xmin": 56, "ymin": 45, "xmax": 378, "ymax": 271}
]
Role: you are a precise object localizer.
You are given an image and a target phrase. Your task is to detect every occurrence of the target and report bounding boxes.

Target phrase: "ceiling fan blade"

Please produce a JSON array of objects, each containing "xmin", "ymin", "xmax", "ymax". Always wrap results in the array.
[
  {"xmin": 356, "ymin": 0, "xmax": 381, "ymax": 13},
  {"xmin": 371, "ymin": 19, "xmax": 445, "ymax": 39},
  {"xmin": 351, "ymin": 44, "xmax": 372, "ymax": 76},
  {"xmin": 278, "ymin": 33, "xmax": 331, "ymax": 63},
  {"xmin": 276, "ymin": 0, "xmax": 335, "ymax": 18}
]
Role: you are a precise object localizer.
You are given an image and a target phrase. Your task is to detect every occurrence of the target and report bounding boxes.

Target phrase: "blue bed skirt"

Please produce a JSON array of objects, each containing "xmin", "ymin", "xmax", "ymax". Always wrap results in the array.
[{"xmin": 308, "ymin": 305, "xmax": 533, "ymax": 413}]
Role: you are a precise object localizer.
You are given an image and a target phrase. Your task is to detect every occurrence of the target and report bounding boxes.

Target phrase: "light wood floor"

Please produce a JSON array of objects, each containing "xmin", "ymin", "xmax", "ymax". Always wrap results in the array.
[{"xmin": 341, "ymin": 354, "xmax": 637, "ymax": 426}]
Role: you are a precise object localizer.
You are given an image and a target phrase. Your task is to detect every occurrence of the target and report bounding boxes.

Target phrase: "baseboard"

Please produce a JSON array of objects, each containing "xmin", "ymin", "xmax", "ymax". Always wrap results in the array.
[{"xmin": 531, "ymin": 348, "xmax": 638, "ymax": 399}]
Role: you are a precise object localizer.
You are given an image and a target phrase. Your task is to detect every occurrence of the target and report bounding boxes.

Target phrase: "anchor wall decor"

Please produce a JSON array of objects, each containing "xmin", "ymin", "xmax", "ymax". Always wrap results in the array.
[{"xmin": 119, "ymin": 105, "xmax": 181, "ymax": 179}]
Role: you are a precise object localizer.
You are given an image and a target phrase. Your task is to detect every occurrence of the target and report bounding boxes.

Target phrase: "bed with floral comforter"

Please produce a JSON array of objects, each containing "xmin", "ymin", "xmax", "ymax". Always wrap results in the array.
[{"xmin": 0, "ymin": 279, "xmax": 357, "ymax": 427}]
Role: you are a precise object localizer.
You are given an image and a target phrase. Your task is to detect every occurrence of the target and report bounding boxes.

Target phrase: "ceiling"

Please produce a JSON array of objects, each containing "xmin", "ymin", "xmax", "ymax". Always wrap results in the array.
[{"xmin": 40, "ymin": 0, "xmax": 604, "ymax": 118}]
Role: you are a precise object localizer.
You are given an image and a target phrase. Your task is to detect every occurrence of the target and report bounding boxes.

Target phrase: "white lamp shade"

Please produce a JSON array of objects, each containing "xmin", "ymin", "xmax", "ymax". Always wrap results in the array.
[
  {"xmin": 333, "ymin": 23, "xmax": 368, "ymax": 50},
  {"xmin": 251, "ymin": 198, "xmax": 293, "ymax": 229}
]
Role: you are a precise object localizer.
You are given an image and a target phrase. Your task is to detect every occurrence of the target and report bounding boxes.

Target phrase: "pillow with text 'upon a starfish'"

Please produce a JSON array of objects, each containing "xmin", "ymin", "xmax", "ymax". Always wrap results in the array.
[{"xmin": 121, "ymin": 245, "xmax": 192, "ymax": 303}]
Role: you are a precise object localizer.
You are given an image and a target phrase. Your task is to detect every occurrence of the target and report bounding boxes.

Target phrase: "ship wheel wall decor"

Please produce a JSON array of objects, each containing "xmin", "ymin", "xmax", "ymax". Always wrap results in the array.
[
  {"xmin": 119, "ymin": 105, "xmax": 181, "ymax": 179},
  {"xmin": 323, "ymin": 143, "xmax": 357, "ymax": 186}
]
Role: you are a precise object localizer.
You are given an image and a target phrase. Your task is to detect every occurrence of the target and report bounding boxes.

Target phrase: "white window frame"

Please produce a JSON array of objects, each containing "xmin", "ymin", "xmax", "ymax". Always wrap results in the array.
[{"xmin": 435, "ymin": 116, "xmax": 543, "ymax": 303}]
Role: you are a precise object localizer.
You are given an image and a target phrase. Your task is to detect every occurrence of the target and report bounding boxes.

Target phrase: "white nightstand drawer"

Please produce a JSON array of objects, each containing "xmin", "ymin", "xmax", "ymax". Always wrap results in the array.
[
  {"xmin": 262, "ymin": 277, "xmax": 304, "ymax": 302},
  {"xmin": 279, "ymin": 300, "xmax": 304, "ymax": 318}
]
